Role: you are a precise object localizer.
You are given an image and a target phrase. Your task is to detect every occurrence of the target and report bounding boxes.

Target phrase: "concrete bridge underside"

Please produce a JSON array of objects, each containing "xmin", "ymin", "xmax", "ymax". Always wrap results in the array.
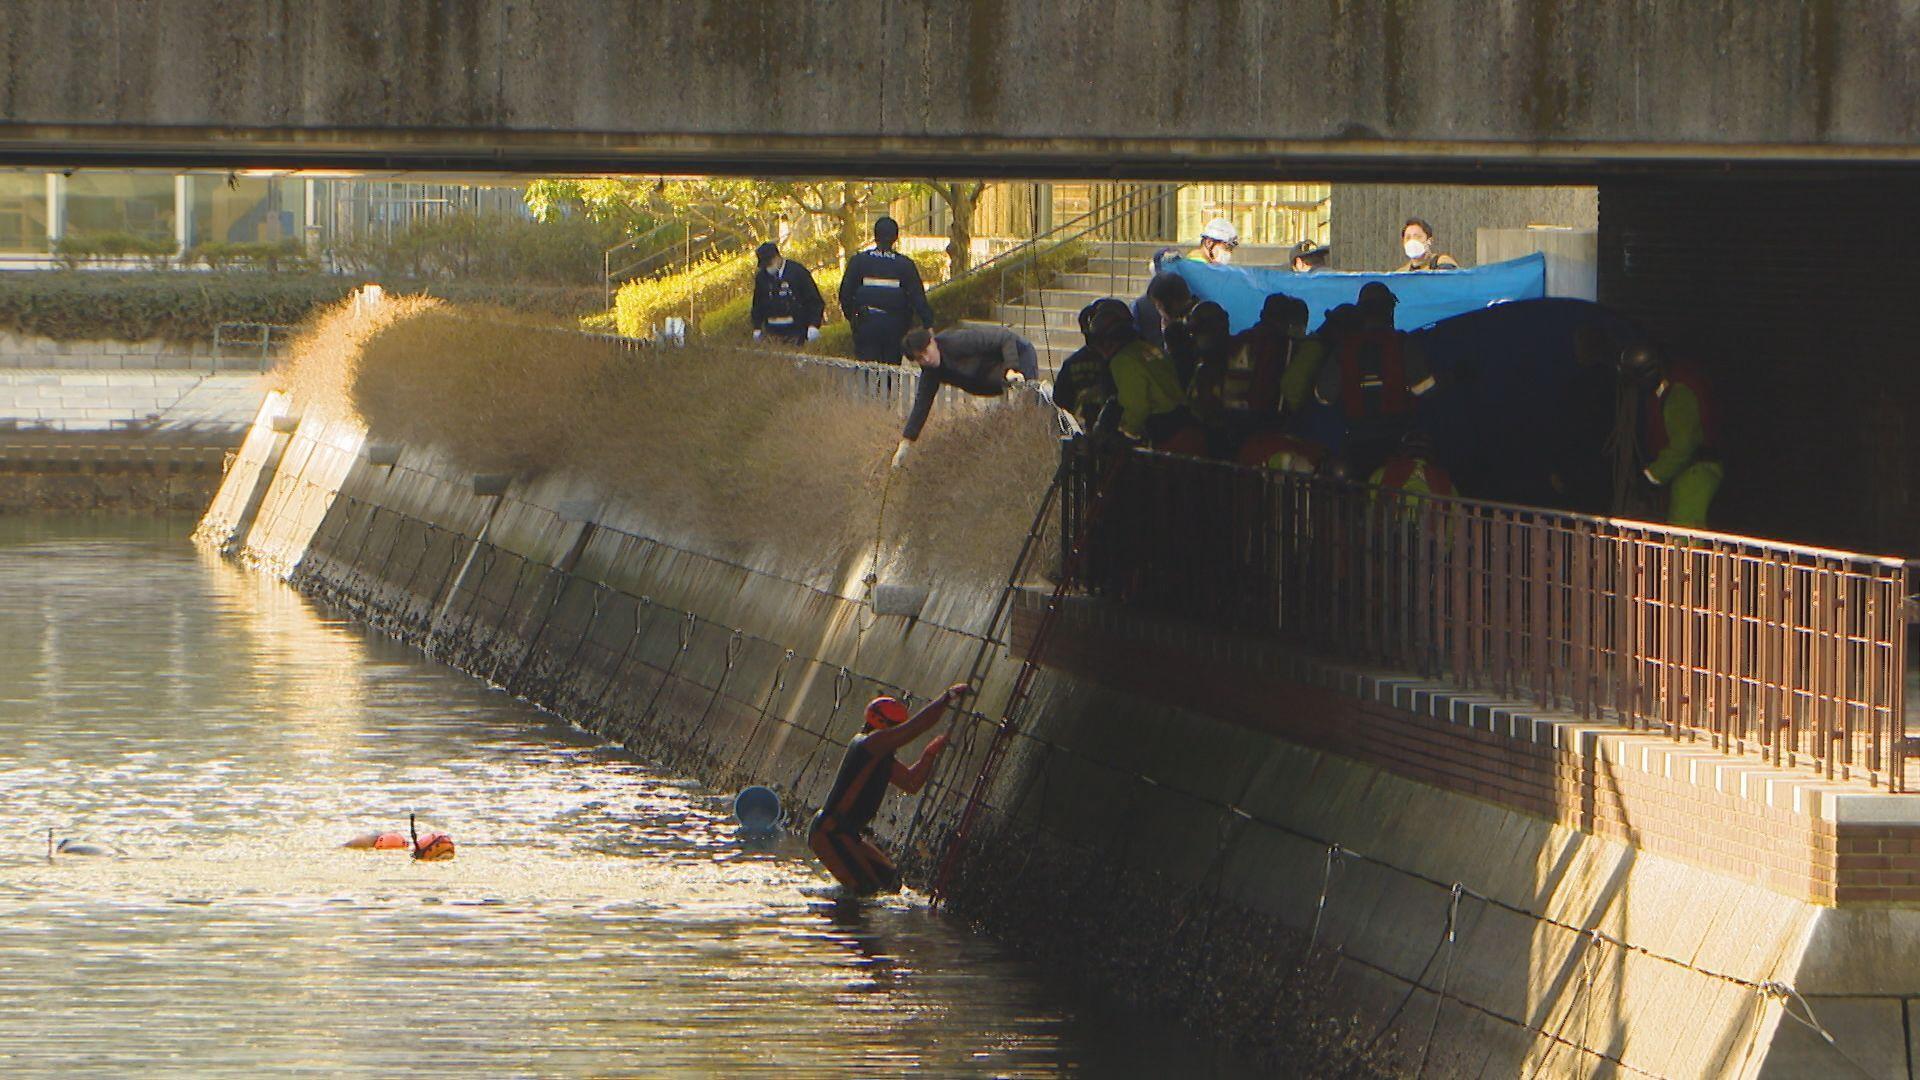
[{"xmin": 2, "ymin": 0, "xmax": 1918, "ymax": 180}]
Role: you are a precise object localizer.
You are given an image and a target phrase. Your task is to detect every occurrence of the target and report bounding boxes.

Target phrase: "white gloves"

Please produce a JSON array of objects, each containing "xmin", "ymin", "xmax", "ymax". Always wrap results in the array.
[
  {"xmin": 1005, "ymin": 369, "xmax": 1026, "ymax": 385},
  {"xmin": 752, "ymin": 329, "xmax": 763, "ymax": 341},
  {"xmin": 891, "ymin": 439, "xmax": 912, "ymax": 470},
  {"xmin": 806, "ymin": 326, "xmax": 821, "ymax": 343}
]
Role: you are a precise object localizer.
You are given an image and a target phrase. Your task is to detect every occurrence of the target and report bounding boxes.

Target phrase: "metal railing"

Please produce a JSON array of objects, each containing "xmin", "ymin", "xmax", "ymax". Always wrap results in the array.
[
  {"xmin": 212, "ymin": 322, "xmax": 293, "ymax": 372},
  {"xmin": 930, "ymin": 184, "xmax": 1190, "ymax": 371},
  {"xmin": 602, "ymin": 223, "xmax": 729, "ymax": 307},
  {"xmin": 1064, "ymin": 443, "xmax": 1914, "ymax": 791}
]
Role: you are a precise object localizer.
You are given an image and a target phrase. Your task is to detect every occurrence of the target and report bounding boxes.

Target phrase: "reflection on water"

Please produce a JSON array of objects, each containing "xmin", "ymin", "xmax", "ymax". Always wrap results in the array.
[{"xmin": 0, "ymin": 517, "xmax": 1244, "ymax": 1077}]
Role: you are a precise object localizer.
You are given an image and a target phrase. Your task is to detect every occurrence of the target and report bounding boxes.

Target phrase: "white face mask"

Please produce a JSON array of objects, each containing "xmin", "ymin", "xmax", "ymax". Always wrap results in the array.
[
  {"xmin": 1403, "ymin": 238, "xmax": 1428, "ymax": 260},
  {"xmin": 1211, "ymin": 247, "xmax": 1233, "ymax": 265}
]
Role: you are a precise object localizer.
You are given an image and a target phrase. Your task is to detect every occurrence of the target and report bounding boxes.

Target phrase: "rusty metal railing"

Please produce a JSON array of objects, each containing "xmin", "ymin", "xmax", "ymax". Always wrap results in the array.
[{"xmin": 1065, "ymin": 442, "xmax": 1913, "ymax": 791}]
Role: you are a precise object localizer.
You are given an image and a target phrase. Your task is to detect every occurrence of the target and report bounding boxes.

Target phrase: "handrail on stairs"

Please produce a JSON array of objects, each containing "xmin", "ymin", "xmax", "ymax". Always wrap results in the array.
[
  {"xmin": 929, "ymin": 183, "xmax": 1189, "ymax": 370},
  {"xmin": 603, "ymin": 224, "xmax": 733, "ymax": 307}
]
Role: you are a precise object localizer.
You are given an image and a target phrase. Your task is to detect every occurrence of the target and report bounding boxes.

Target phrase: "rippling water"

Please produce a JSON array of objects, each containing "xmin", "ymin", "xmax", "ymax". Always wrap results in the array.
[{"xmin": 0, "ymin": 518, "xmax": 1246, "ymax": 1077}]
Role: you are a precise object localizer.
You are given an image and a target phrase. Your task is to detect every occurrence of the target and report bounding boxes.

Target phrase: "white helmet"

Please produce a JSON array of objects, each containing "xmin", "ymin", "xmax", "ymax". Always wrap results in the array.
[{"xmin": 1200, "ymin": 218, "xmax": 1240, "ymax": 245}]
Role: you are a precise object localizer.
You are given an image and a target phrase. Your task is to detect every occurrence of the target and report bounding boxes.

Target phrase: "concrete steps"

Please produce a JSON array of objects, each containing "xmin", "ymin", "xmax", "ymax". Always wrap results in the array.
[{"xmin": 967, "ymin": 238, "xmax": 1299, "ymax": 377}]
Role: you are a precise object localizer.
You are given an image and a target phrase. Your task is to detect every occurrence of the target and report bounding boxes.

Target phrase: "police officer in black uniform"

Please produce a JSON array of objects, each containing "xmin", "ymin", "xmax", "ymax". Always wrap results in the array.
[
  {"xmin": 838, "ymin": 216, "xmax": 935, "ymax": 365},
  {"xmin": 750, "ymin": 241, "xmax": 826, "ymax": 346}
]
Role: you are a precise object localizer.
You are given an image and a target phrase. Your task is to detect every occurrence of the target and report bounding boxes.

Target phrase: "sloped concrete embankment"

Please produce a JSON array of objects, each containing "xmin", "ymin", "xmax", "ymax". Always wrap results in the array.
[
  {"xmin": 195, "ymin": 390, "xmax": 1026, "ymax": 872},
  {"xmin": 197, "ymin": 386, "xmax": 1902, "ymax": 1077}
]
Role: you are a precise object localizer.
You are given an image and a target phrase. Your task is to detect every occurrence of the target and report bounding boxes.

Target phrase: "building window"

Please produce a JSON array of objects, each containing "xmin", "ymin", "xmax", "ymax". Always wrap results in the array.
[
  {"xmin": 189, "ymin": 175, "xmax": 304, "ymax": 246},
  {"xmin": 63, "ymin": 172, "xmax": 177, "ymax": 244},
  {"xmin": 0, "ymin": 173, "xmax": 50, "ymax": 253}
]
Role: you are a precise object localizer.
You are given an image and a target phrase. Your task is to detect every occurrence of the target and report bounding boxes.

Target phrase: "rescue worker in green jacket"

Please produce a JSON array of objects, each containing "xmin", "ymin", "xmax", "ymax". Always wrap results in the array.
[
  {"xmin": 1618, "ymin": 343, "xmax": 1722, "ymax": 528},
  {"xmin": 1088, "ymin": 303, "xmax": 1202, "ymax": 454}
]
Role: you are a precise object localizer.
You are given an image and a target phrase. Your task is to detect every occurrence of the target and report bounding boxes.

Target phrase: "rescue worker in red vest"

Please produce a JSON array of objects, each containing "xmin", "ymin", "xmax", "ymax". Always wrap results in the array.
[
  {"xmin": 1370, "ymin": 428, "xmax": 1457, "ymax": 502},
  {"xmin": 1313, "ymin": 282, "xmax": 1437, "ymax": 477},
  {"xmin": 1221, "ymin": 293, "xmax": 1317, "ymax": 438},
  {"xmin": 807, "ymin": 686, "xmax": 966, "ymax": 895},
  {"xmin": 1618, "ymin": 343, "xmax": 1722, "ymax": 528},
  {"xmin": 1236, "ymin": 430, "xmax": 1326, "ymax": 474}
]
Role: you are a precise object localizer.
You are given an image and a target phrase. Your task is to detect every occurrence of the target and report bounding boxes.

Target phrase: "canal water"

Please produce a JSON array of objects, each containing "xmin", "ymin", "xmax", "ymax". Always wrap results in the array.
[{"xmin": 0, "ymin": 518, "xmax": 1248, "ymax": 1077}]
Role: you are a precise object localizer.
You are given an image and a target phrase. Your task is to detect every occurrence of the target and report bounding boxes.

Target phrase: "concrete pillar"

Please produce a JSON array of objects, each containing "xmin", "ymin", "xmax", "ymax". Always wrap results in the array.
[
  {"xmin": 46, "ymin": 173, "xmax": 62, "ymax": 244},
  {"xmin": 303, "ymin": 179, "xmax": 319, "ymax": 253},
  {"xmin": 174, "ymin": 175, "xmax": 191, "ymax": 255}
]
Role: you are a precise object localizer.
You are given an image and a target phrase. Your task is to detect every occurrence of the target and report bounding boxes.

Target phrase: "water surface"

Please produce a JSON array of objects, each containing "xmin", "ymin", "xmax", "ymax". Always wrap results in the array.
[{"xmin": 0, "ymin": 517, "xmax": 1244, "ymax": 1077}]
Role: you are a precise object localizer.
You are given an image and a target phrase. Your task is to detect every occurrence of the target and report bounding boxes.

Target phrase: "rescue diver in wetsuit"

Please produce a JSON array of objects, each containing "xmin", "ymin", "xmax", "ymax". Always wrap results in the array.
[{"xmin": 807, "ymin": 684, "xmax": 967, "ymax": 895}]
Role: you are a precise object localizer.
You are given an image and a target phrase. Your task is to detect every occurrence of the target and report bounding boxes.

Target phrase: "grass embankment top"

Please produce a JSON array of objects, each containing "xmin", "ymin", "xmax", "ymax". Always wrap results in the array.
[{"xmin": 277, "ymin": 299, "xmax": 1059, "ymax": 586}]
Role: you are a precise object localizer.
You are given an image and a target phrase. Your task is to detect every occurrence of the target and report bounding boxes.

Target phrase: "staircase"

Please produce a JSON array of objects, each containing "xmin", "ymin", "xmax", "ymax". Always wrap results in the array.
[{"xmin": 964, "ymin": 240, "xmax": 1299, "ymax": 373}]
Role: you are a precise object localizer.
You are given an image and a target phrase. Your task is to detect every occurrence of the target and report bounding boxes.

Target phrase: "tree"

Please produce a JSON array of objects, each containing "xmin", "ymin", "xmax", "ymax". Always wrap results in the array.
[
  {"xmin": 525, "ymin": 178, "xmax": 661, "ymax": 234},
  {"xmin": 918, "ymin": 181, "xmax": 987, "ymax": 274},
  {"xmin": 527, "ymin": 177, "xmax": 917, "ymax": 262},
  {"xmin": 525, "ymin": 177, "xmax": 789, "ymax": 249},
  {"xmin": 789, "ymin": 180, "xmax": 915, "ymax": 260}
]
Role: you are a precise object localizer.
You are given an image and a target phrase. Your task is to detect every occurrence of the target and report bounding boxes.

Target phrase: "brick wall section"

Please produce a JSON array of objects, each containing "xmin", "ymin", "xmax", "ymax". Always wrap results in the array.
[{"xmin": 1015, "ymin": 598, "xmax": 1920, "ymax": 907}]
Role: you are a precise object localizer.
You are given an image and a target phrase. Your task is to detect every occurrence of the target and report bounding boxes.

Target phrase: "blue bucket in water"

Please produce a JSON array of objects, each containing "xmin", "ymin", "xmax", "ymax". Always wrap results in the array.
[{"xmin": 733, "ymin": 786, "xmax": 784, "ymax": 835}]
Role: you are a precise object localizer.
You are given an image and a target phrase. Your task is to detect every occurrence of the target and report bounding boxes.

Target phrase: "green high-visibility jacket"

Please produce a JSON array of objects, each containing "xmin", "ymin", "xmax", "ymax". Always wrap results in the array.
[
  {"xmin": 1645, "ymin": 378, "xmax": 1707, "ymax": 485},
  {"xmin": 1109, "ymin": 339, "xmax": 1185, "ymax": 438},
  {"xmin": 1278, "ymin": 333, "xmax": 1328, "ymax": 412}
]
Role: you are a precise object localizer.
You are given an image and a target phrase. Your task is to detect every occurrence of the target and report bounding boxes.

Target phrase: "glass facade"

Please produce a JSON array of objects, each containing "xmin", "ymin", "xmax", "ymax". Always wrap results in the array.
[
  {"xmin": 309, "ymin": 179, "xmax": 528, "ymax": 242},
  {"xmin": 63, "ymin": 172, "xmax": 177, "ymax": 243},
  {"xmin": 189, "ymin": 175, "xmax": 305, "ymax": 246},
  {"xmin": 0, "ymin": 171, "xmax": 529, "ymax": 261},
  {"xmin": 0, "ymin": 173, "xmax": 49, "ymax": 253}
]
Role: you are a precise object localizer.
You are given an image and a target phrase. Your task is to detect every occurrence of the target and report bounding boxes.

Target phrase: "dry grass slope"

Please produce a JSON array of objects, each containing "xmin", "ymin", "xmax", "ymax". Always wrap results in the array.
[{"xmin": 275, "ymin": 299, "xmax": 1058, "ymax": 588}]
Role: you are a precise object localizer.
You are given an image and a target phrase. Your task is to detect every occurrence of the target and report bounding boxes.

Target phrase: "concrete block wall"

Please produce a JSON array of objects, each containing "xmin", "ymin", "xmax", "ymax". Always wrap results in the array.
[
  {"xmin": 1007, "ymin": 592, "xmax": 1920, "ymax": 1075},
  {"xmin": 200, "ymin": 376, "xmax": 1920, "ymax": 1076},
  {"xmin": 0, "ymin": 330, "xmax": 261, "ymax": 371}
]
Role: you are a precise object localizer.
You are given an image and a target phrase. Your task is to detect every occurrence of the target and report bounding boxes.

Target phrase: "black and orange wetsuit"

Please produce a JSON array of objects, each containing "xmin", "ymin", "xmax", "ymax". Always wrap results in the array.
[{"xmin": 808, "ymin": 733, "xmax": 902, "ymax": 894}]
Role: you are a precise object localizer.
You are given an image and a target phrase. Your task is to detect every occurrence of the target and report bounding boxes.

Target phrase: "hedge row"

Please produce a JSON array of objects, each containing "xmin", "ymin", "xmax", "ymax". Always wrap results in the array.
[
  {"xmin": 0, "ymin": 273, "xmax": 603, "ymax": 343},
  {"xmin": 804, "ymin": 240, "xmax": 1089, "ymax": 359},
  {"xmin": 694, "ymin": 250, "xmax": 948, "ymax": 344},
  {"xmin": 613, "ymin": 235, "xmax": 843, "ymax": 339}
]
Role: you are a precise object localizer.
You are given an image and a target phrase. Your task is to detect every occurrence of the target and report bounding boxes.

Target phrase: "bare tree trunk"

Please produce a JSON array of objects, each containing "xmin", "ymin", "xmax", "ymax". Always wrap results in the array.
[{"xmin": 944, "ymin": 182, "xmax": 983, "ymax": 275}]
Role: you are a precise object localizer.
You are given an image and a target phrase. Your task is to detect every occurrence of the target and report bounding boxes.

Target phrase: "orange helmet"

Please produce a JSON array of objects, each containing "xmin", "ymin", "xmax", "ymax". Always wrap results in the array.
[
  {"xmin": 864, "ymin": 696, "xmax": 908, "ymax": 730},
  {"xmin": 412, "ymin": 832, "xmax": 456, "ymax": 862}
]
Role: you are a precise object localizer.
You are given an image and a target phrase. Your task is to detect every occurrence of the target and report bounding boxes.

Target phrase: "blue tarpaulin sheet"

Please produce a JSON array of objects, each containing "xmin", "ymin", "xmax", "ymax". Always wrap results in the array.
[{"xmin": 1170, "ymin": 252, "xmax": 1549, "ymax": 332}]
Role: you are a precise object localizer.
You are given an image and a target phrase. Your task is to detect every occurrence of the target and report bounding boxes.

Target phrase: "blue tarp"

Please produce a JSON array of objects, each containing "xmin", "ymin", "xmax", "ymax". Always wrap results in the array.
[{"xmin": 1169, "ymin": 252, "xmax": 1549, "ymax": 333}]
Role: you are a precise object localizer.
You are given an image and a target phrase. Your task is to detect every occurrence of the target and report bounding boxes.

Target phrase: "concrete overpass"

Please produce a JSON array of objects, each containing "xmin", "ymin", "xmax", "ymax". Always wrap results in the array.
[
  {"xmin": 5, "ymin": 0, "xmax": 1920, "ymax": 555},
  {"xmin": 1, "ymin": 0, "xmax": 1918, "ymax": 180}
]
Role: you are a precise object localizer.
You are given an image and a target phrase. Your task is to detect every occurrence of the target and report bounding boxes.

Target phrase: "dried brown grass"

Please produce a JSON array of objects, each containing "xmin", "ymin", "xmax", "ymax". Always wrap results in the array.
[
  {"xmin": 890, "ymin": 395, "xmax": 1061, "ymax": 584},
  {"xmin": 272, "ymin": 300, "xmax": 1060, "ymax": 587}
]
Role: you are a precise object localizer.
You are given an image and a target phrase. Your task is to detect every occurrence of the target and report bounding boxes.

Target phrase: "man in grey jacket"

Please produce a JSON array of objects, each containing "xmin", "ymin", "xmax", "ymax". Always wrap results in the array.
[{"xmin": 892, "ymin": 325, "xmax": 1041, "ymax": 467}]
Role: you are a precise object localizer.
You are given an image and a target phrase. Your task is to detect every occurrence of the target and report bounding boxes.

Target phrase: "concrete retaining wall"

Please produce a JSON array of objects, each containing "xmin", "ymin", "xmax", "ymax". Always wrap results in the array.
[
  {"xmin": 200, "ymin": 383, "xmax": 1920, "ymax": 1076},
  {"xmin": 0, "ymin": 330, "xmax": 254, "ymax": 370}
]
